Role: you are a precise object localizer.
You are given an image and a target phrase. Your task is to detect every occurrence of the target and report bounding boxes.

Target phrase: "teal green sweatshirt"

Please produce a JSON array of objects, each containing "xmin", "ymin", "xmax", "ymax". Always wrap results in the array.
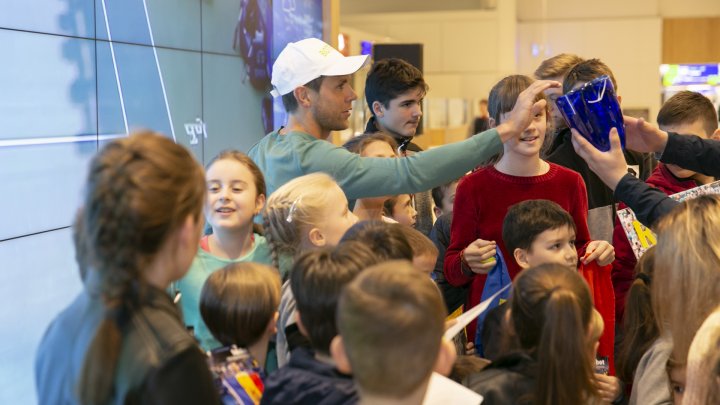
[{"xmin": 248, "ymin": 129, "xmax": 502, "ymax": 199}]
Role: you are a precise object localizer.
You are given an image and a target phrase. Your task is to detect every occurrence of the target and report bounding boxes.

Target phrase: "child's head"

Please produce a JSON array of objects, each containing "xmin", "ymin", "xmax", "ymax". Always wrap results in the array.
[
  {"xmin": 654, "ymin": 195, "xmax": 720, "ymax": 366},
  {"xmin": 657, "ymin": 91, "xmax": 720, "ymax": 179},
  {"xmin": 204, "ymin": 150, "xmax": 266, "ymax": 232},
  {"xmin": 365, "ymin": 58, "xmax": 428, "ymax": 139},
  {"xmin": 343, "ymin": 132, "xmax": 399, "ymax": 158},
  {"xmin": 488, "ymin": 75, "xmax": 547, "ymax": 159},
  {"xmin": 398, "ymin": 225, "xmax": 440, "ymax": 276},
  {"xmin": 617, "ymin": 247, "xmax": 659, "ymax": 382},
  {"xmin": 77, "ymin": 131, "xmax": 205, "ymax": 404},
  {"xmin": 589, "ymin": 308, "xmax": 604, "ymax": 354},
  {"xmin": 431, "ymin": 179, "xmax": 459, "ymax": 218},
  {"xmin": 562, "ymin": 58, "xmax": 618, "ymax": 95},
  {"xmin": 502, "ymin": 200, "xmax": 578, "ymax": 270},
  {"xmin": 333, "ymin": 261, "xmax": 453, "ymax": 399},
  {"xmin": 199, "ymin": 262, "xmax": 280, "ymax": 348},
  {"xmin": 510, "ymin": 263, "xmax": 597, "ymax": 405},
  {"xmin": 339, "ymin": 221, "xmax": 414, "ymax": 262},
  {"xmin": 383, "ymin": 194, "xmax": 417, "ymax": 227},
  {"xmin": 534, "ymin": 53, "xmax": 585, "ymax": 132},
  {"xmin": 684, "ymin": 307, "xmax": 720, "ymax": 405},
  {"xmin": 263, "ymin": 173, "xmax": 358, "ymax": 266},
  {"xmin": 668, "ymin": 357, "xmax": 687, "ymax": 404},
  {"xmin": 290, "ymin": 241, "xmax": 381, "ymax": 355}
]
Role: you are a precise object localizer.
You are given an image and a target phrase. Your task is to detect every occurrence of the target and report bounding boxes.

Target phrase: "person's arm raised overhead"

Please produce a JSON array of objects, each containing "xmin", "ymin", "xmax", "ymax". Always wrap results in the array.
[
  {"xmin": 309, "ymin": 80, "xmax": 562, "ymax": 200},
  {"xmin": 571, "ymin": 127, "xmax": 678, "ymax": 227}
]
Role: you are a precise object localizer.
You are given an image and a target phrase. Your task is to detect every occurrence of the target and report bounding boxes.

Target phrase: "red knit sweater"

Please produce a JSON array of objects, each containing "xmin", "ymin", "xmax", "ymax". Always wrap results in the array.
[{"xmin": 444, "ymin": 163, "xmax": 591, "ymax": 342}]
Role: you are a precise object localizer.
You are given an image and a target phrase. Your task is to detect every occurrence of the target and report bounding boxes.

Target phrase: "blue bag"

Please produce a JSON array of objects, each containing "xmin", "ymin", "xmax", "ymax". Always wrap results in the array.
[{"xmin": 474, "ymin": 250, "xmax": 512, "ymax": 356}]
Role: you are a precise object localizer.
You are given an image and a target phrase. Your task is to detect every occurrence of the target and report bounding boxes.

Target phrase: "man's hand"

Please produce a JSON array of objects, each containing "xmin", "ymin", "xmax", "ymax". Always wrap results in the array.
[
  {"xmin": 583, "ymin": 240, "xmax": 615, "ymax": 266},
  {"xmin": 624, "ymin": 115, "xmax": 669, "ymax": 153},
  {"xmin": 463, "ymin": 239, "xmax": 497, "ymax": 274},
  {"xmin": 571, "ymin": 127, "xmax": 628, "ymax": 191},
  {"xmin": 496, "ymin": 80, "xmax": 561, "ymax": 143}
]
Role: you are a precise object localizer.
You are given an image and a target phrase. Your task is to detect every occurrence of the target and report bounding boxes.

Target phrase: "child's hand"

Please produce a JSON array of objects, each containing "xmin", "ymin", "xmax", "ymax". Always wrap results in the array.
[
  {"xmin": 583, "ymin": 240, "xmax": 615, "ymax": 266},
  {"xmin": 595, "ymin": 374, "xmax": 622, "ymax": 403},
  {"xmin": 462, "ymin": 239, "xmax": 497, "ymax": 274},
  {"xmin": 464, "ymin": 341, "xmax": 476, "ymax": 356}
]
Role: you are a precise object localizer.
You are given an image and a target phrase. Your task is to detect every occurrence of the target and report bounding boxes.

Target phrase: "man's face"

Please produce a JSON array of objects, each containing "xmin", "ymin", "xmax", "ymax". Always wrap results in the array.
[
  {"xmin": 544, "ymin": 76, "xmax": 566, "ymax": 134},
  {"xmin": 373, "ymin": 87, "xmax": 424, "ymax": 139},
  {"xmin": 309, "ymin": 75, "xmax": 357, "ymax": 135}
]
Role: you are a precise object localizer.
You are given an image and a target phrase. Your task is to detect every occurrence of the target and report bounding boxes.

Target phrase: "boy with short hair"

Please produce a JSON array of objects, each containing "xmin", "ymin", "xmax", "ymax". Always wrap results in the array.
[
  {"xmin": 332, "ymin": 261, "xmax": 474, "ymax": 405},
  {"xmin": 612, "ymin": 90, "xmax": 720, "ymax": 323},
  {"xmin": 431, "ymin": 180, "xmax": 458, "ymax": 219},
  {"xmin": 260, "ymin": 243, "xmax": 381, "ymax": 405},
  {"xmin": 398, "ymin": 225, "xmax": 440, "ymax": 276},
  {"xmin": 545, "ymin": 58, "xmax": 656, "ymax": 242},
  {"xmin": 483, "ymin": 200, "xmax": 616, "ymax": 378}
]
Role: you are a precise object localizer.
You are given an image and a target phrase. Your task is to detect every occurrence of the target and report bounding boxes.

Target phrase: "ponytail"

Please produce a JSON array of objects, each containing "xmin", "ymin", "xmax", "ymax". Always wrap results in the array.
[
  {"xmin": 511, "ymin": 264, "xmax": 597, "ymax": 405},
  {"xmin": 536, "ymin": 289, "xmax": 597, "ymax": 405}
]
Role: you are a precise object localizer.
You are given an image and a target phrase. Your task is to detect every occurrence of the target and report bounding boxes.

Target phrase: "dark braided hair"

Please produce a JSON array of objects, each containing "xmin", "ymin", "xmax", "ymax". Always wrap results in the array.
[{"xmin": 77, "ymin": 131, "xmax": 205, "ymax": 405}]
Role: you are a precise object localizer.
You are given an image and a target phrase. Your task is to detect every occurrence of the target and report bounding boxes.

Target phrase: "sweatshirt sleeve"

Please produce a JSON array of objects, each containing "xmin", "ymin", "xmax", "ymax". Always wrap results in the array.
[
  {"xmin": 614, "ymin": 174, "xmax": 679, "ymax": 227},
  {"xmin": 570, "ymin": 173, "xmax": 591, "ymax": 257},
  {"xmin": 296, "ymin": 129, "xmax": 502, "ymax": 200},
  {"xmin": 662, "ymin": 132, "xmax": 720, "ymax": 177}
]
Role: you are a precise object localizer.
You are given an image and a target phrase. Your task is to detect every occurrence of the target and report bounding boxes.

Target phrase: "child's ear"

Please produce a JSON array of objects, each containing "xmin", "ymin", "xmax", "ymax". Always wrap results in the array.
[
  {"xmin": 330, "ymin": 335, "xmax": 353, "ymax": 374},
  {"xmin": 433, "ymin": 338, "xmax": 457, "ymax": 377},
  {"xmin": 433, "ymin": 205, "xmax": 442, "ymax": 218},
  {"xmin": 266, "ymin": 311, "xmax": 279, "ymax": 335},
  {"xmin": 307, "ymin": 227, "xmax": 327, "ymax": 247},
  {"xmin": 514, "ymin": 248, "xmax": 531, "ymax": 270},
  {"xmin": 711, "ymin": 128, "xmax": 720, "ymax": 141},
  {"xmin": 488, "ymin": 117, "xmax": 496, "ymax": 128},
  {"xmin": 296, "ymin": 311, "xmax": 309, "ymax": 338},
  {"xmin": 254, "ymin": 194, "xmax": 266, "ymax": 216},
  {"xmin": 372, "ymin": 100, "xmax": 385, "ymax": 118}
]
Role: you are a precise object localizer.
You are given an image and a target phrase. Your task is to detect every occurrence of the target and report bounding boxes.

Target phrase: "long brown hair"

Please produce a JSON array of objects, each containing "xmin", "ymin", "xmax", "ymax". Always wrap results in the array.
[
  {"xmin": 77, "ymin": 131, "xmax": 205, "ymax": 404},
  {"xmin": 617, "ymin": 247, "xmax": 658, "ymax": 383},
  {"xmin": 653, "ymin": 195, "xmax": 720, "ymax": 366},
  {"xmin": 511, "ymin": 263, "xmax": 597, "ymax": 405}
]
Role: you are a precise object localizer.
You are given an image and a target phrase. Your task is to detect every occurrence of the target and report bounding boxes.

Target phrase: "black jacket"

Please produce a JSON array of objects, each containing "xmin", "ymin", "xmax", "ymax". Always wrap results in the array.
[
  {"xmin": 260, "ymin": 347, "xmax": 358, "ymax": 405},
  {"xmin": 463, "ymin": 352, "xmax": 537, "ymax": 405},
  {"xmin": 615, "ymin": 132, "xmax": 720, "ymax": 226},
  {"xmin": 35, "ymin": 279, "xmax": 218, "ymax": 405}
]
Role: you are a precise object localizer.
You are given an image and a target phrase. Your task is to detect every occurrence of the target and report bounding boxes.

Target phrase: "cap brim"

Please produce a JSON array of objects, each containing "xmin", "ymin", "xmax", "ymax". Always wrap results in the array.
[{"xmin": 321, "ymin": 54, "xmax": 370, "ymax": 77}]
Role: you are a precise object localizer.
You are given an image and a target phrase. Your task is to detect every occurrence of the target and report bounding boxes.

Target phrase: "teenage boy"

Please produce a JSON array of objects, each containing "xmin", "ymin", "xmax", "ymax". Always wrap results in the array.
[
  {"xmin": 331, "ymin": 261, "xmax": 475, "ymax": 405},
  {"xmin": 612, "ymin": 91, "xmax": 720, "ymax": 323},
  {"xmin": 248, "ymin": 38, "xmax": 560, "ymax": 201},
  {"xmin": 364, "ymin": 58, "xmax": 433, "ymax": 233},
  {"xmin": 534, "ymin": 53, "xmax": 584, "ymax": 147},
  {"xmin": 260, "ymin": 244, "xmax": 380, "ymax": 405},
  {"xmin": 545, "ymin": 59, "xmax": 655, "ymax": 242}
]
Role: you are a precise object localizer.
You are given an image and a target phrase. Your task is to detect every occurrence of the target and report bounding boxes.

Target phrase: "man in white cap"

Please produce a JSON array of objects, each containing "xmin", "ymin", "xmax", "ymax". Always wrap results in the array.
[{"xmin": 248, "ymin": 38, "xmax": 560, "ymax": 199}]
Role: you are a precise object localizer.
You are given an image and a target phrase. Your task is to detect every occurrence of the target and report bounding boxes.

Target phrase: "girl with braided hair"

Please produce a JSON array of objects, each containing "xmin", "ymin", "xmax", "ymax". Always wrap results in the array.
[
  {"xmin": 263, "ymin": 172, "xmax": 358, "ymax": 366},
  {"xmin": 35, "ymin": 132, "xmax": 218, "ymax": 404},
  {"xmin": 176, "ymin": 150, "xmax": 272, "ymax": 351}
]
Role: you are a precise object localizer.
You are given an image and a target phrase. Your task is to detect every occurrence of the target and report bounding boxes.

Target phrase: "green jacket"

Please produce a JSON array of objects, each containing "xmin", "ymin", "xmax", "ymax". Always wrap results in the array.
[{"xmin": 248, "ymin": 129, "xmax": 502, "ymax": 199}]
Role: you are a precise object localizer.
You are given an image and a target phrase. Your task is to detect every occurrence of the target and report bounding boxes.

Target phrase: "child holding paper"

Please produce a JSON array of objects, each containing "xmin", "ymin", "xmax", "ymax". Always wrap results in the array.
[{"xmin": 444, "ymin": 75, "xmax": 614, "ymax": 344}]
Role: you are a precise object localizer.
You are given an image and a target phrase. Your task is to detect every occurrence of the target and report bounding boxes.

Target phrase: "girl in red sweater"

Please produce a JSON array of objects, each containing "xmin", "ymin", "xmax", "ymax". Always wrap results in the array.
[{"xmin": 443, "ymin": 75, "xmax": 614, "ymax": 344}]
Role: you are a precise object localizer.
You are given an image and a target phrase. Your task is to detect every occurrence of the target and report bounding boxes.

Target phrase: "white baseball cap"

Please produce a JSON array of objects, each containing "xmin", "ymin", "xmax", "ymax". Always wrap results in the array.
[{"xmin": 270, "ymin": 38, "xmax": 370, "ymax": 97}]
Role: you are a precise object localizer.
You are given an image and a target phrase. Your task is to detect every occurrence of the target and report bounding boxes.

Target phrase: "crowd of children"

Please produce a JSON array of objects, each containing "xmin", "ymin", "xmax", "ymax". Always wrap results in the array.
[{"xmin": 34, "ymin": 37, "xmax": 720, "ymax": 405}]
